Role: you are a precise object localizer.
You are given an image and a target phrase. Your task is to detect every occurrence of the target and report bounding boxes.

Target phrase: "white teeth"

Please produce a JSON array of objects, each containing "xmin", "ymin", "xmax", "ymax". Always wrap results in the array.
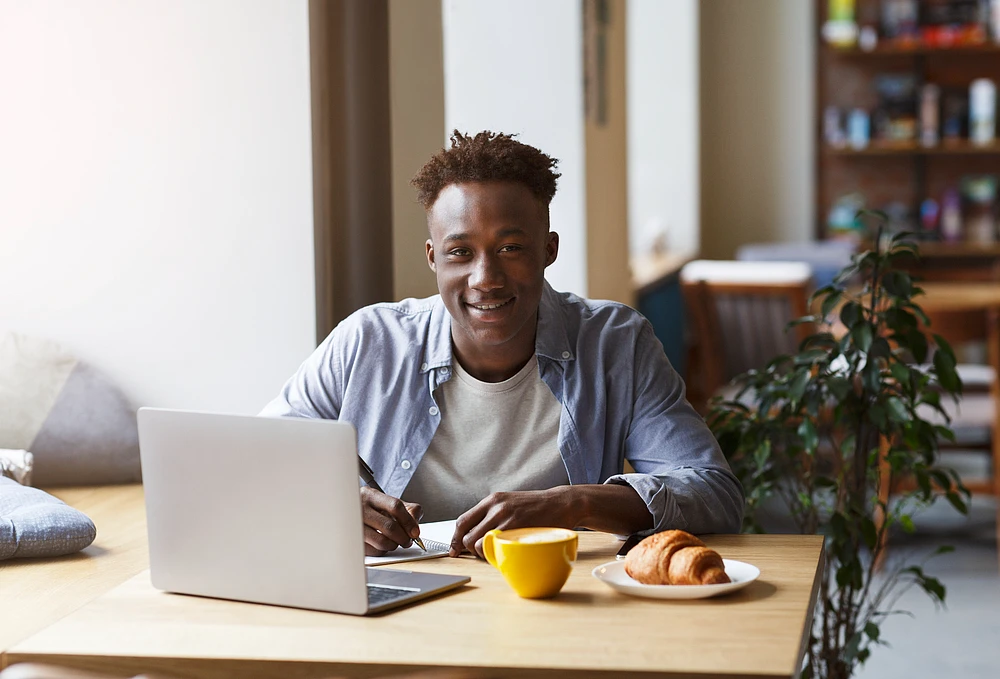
[{"xmin": 472, "ymin": 301, "xmax": 509, "ymax": 310}]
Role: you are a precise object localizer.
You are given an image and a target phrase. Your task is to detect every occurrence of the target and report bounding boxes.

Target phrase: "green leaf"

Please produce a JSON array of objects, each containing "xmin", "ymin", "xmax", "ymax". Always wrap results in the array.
[
  {"xmin": 946, "ymin": 491, "xmax": 968, "ymax": 515},
  {"xmin": 798, "ymin": 419, "xmax": 819, "ymax": 453},
  {"xmin": 865, "ymin": 622, "xmax": 881, "ymax": 642},
  {"xmin": 860, "ymin": 517, "xmax": 878, "ymax": 550},
  {"xmin": 789, "ymin": 370, "xmax": 810, "ymax": 401},
  {"xmin": 844, "ymin": 631, "xmax": 862, "ymax": 661},
  {"xmin": 885, "ymin": 307, "xmax": 918, "ymax": 332},
  {"xmin": 882, "ymin": 271, "xmax": 913, "ymax": 298},
  {"xmin": 890, "ymin": 362, "xmax": 911, "ymax": 385},
  {"xmin": 820, "ymin": 290, "xmax": 841, "ymax": 319},
  {"xmin": 885, "ymin": 397, "xmax": 909, "ymax": 423},
  {"xmin": 933, "ymin": 350, "xmax": 962, "ymax": 393},
  {"xmin": 840, "ymin": 301, "xmax": 862, "ymax": 328},
  {"xmin": 900, "ymin": 515, "xmax": 915, "ymax": 533},
  {"xmin": 852, "ymin": 323, "xmax": 874, "ymax": 352},
  {"xmin": 918, "ymin": 574, "xmax": 946, "ymax": 604},
  {"xmin": 908, "ymin": 330, "xmax": 929, "ymax": 363},
  {"xmin": 934, "ymin": 545, "xmax": 955, "ymax": 556},
  {"xmin": 828, "ymin": 376, "xmax": 852, "ymax": 400},
  {"xmin": 869, "ymin": 337, "xmax": 891, "ymax": 360},
  {"xmin": 933, "ymin": 334, "xmax": 957, "ymax": 365}
]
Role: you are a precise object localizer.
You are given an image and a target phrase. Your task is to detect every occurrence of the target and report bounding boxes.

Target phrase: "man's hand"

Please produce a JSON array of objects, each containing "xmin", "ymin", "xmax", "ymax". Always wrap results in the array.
[
  {"xmin": 450, "ymin": 487, "xmax": 580, "ymax": 559},
  {"xmin": 451, "ymin": 484, "xmax": 654, "ymax": 559},
  {"xmin": 361, "ymin": 487, "xmax": 423, "ymax": 556}
]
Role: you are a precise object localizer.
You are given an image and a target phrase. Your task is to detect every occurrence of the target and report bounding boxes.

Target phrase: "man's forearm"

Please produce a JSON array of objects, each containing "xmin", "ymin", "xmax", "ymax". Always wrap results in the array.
[{"xmin": 557, "ymin": 484, "xmax": 653, "ymax": 535}]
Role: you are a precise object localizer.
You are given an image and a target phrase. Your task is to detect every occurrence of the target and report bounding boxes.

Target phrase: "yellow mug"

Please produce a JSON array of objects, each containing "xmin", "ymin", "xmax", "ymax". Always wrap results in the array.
[{"xmin": 482, "ymin": 527, "xmax": 578, "ymax": 599}]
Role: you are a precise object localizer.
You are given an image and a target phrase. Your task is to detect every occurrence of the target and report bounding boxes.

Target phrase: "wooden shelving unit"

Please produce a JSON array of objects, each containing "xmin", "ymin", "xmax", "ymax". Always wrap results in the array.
[
  {"xmin": 830, "ymin": 43, "xmax": 1000, "ymax": 57},
  {"xmin": 825, "ymin": 140, "xmax": 1000, "ymax": 156},
  {"xmin": 815, "ymin": 0, "xmax": 1000, "ymax": 261}
]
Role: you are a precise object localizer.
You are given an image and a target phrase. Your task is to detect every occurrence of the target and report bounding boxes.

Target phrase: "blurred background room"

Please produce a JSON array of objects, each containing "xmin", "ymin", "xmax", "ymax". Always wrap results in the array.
[{"xmin": 1, "ymin": 1, "xmax": 998, "ymax": 676}]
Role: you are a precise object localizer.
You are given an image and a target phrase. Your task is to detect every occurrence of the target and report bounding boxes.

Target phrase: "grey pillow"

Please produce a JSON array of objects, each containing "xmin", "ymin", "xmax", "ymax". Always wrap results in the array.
[
  {"xmin": 0, "ymin": 477, "xmax": 97, "ymax": 560},
  {"xmin": 0, "ymin": 332, "xmax": 141, "ymax": 486}
]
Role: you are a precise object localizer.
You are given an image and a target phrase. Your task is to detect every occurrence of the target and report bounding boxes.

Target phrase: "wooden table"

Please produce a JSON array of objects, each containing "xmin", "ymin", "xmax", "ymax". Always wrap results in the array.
[
  {"xmin": 5, "ymin": 515, "xmax": 825, "ymax": 679},
  {"xmin": 0, "ymin": 485, "xmax": 148, "ymax": 666}
]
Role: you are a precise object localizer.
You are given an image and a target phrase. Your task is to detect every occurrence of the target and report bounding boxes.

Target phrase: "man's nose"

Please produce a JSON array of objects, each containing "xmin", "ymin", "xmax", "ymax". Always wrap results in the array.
[{"xmin": 469, "ymin": 253, "xmax": 504, "ymax": 290}]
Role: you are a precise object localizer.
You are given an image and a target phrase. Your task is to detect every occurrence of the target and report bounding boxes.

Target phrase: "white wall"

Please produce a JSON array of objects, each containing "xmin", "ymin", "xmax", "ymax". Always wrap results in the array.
[
  {"xmin": 0, "ymin": 0, "xmax": 316, "ymax": 414},
  {"xmin": 441, "ymin": 0, "xmax": 587, "ymax": 295},
  {"xmin": 627, "ymin": 0, "xmax": 699, "ymax": 259},
  {"xmin": 700, "ymin": 0, "xmax": 815, "ymax": 259}
]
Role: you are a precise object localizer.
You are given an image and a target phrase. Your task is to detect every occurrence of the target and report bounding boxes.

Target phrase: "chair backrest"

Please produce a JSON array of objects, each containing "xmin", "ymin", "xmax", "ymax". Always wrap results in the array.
[{"xmin": 680, "ymin": 260, "xmax": 813, "ymax": 404}]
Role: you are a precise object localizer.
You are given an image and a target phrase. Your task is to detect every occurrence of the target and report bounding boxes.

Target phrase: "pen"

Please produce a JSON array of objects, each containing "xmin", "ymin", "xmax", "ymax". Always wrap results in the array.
[{"xmin": 357, "ymin": 456, "xmax": 426, "ymax": 551}]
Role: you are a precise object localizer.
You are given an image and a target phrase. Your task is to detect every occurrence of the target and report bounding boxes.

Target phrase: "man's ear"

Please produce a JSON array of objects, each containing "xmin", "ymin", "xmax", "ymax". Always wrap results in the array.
[
  {"xmin": 425, "ymin": 239, "xmax": 436, "ymax": 272},
  {"xmin": 544, "ymin": 231, "xmax": 559, "ymax": 268}
]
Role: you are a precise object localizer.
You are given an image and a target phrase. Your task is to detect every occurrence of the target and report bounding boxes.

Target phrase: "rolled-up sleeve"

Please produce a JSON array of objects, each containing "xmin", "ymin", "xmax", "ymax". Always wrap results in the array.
[{"xmin": 604, "ymin": 323, "xmax": 744, "ymax": 535}]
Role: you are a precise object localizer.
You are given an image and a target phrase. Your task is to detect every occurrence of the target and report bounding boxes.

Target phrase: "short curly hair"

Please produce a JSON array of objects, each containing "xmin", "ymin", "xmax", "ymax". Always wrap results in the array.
[{"xmin": 411, "ymin": 130, "xmax": 561, "ymax": 210}]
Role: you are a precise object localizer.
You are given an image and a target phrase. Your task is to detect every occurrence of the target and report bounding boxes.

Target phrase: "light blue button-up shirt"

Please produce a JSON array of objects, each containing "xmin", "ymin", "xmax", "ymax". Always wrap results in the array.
[{"xmin": 261, "ymin": 282, "xmax": 744, "ymax": 535}]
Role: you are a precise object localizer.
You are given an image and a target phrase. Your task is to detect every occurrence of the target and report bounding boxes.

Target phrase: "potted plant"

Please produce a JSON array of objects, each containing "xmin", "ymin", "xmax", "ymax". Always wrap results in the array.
[{"xmin": 708, "ymin": 215, "xmax": 970, "ymax": 679}]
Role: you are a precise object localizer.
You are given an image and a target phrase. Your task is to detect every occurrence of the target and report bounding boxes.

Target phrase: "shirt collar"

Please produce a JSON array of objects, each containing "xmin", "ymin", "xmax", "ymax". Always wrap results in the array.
[
  {"xmin": 535, "ymin": 280, "xmax": 575, "ymax": 362},
  {"xmin": 420, "ymin": 279, "xmax": 575, "ymax": 375},
  {"xmin": 421, "ymin": 296, "xmax": 454, "ymax": 372}
]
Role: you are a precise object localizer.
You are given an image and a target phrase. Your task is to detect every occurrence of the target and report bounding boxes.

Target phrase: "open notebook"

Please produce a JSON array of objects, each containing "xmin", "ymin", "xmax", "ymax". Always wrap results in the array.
[{"xmin": 365, "ymin": 519, "xmax": 456, "ymax": 566}]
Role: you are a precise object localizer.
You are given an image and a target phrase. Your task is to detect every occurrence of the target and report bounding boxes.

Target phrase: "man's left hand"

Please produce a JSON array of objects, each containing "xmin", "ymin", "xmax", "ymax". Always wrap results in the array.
[{"xmin": 450, "ymin": 487, "xmax": 579, "ymax": 559}]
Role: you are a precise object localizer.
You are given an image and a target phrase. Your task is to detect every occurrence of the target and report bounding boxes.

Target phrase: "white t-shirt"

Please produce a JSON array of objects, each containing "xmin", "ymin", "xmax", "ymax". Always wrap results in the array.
[{"xmin": 401, "ymin": 354, "xmax": 568, "ymax": 521}]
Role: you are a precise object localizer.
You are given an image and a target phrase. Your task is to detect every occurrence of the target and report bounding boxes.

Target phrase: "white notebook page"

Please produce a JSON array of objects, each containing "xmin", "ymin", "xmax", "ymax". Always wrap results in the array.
[{"xmin": 364, "ymin": 519, "xmax": 456, "ymax": 566}]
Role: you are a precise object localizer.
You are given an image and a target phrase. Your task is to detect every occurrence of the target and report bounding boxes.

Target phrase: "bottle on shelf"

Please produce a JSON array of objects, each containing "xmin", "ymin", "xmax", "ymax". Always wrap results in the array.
[
  {"xmin": 920, "ymin": 198, "xmax": 940, "ymax": 239},
  {"xmin": 969, "ymin": 78, "xmax": 997, "ymax": 146},
  {"xmin": 962, "ymin": 175, "xmax": 998, "ymax": 244},
  {"xmin": 991, "ymin": 0, "xmax": 1000, "ymax": 43},
  {"xmin": 940, "ymin": 189, "xmax": 964, "ymax": 242},
  {"xmin": 920, "ymin": 84, "xmax": 941, "ymax": 147},
  {"xmin": 848, "ymin": 108, "xmax": 871, "ymax": 149}
]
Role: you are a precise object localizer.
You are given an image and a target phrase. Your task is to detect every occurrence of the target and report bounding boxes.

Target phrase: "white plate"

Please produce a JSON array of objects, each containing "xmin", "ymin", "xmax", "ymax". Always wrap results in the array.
[{"xmin": 592, "ymin": 559, "xmax": 760, "ymax": 600}]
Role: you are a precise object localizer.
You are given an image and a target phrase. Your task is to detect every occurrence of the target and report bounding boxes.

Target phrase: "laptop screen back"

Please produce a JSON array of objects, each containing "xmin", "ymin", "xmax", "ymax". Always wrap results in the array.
[{"xmin": 138, "ymin": 409, "xmax": 369, "ymax": 614}]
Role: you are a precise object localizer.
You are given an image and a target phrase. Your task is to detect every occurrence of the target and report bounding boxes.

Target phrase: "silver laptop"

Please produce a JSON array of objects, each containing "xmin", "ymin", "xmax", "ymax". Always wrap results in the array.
[{"xmin": 137, "ymin": 408, "xmax": 469, "ymax": 615}]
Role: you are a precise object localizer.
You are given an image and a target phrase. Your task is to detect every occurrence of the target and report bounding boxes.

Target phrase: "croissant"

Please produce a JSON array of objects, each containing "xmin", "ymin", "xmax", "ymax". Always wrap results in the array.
[{"xmin": 623, "ymin": 530, "xmax": 730, "ymax": 585}]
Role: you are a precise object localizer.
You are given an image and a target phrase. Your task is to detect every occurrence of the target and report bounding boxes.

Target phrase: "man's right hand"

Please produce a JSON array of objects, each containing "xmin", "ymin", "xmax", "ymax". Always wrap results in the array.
[{"xmin": 360, "ymin": 487, "xmax": 423, "ymax": 556}]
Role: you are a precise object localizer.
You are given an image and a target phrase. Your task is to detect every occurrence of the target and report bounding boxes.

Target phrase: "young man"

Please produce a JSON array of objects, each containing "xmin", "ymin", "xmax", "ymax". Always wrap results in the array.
[{"xmin": 261, "ymin": 131, "xmax": 743, "ymax": 558}]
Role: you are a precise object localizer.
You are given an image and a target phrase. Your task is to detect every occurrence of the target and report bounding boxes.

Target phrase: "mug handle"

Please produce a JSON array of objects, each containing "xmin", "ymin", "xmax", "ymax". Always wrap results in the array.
[
  {"xmin": 565, "ymin": 536, "xmax": 578, "ymax": 563},
  {"xmin": 483, "ymin": 529, "xmax": 502, "ymax": 569}
]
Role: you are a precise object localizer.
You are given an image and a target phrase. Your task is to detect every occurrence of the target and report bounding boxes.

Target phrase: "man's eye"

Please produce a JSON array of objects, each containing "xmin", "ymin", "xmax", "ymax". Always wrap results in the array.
[
  {"xmin": 448, "ymin": 248, "xmax": 471, "ymax": 257},
  {"xmin": 499, "ymin": 245, "xmax": 521, "ymax": 253}
]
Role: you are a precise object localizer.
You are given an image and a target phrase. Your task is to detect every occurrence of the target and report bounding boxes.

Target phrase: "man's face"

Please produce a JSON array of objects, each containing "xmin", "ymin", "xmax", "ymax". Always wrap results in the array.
[{"xmin": 425, "ymin": 181, "xmax": 558, "ymax": 359}]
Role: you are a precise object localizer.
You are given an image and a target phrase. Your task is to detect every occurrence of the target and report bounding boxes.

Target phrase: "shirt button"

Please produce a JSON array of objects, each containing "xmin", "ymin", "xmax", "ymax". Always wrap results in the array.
[
  {"xmin": 420, "ymin": 363, "xmax": 428, "ymax": 371},
  {"xmin": 401, "ymin": 460, "xmax": 411, "ymax": 470},
  {"xmin": 429, "ymin": 406, "xmax": 439, "ymax": 416},
  {"xmin": 561, "ymin": 351, "xmax": 571, "ymax": 359}
]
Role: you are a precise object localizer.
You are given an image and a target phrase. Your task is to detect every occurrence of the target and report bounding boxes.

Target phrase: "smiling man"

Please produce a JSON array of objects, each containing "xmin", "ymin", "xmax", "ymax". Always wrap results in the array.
[{"xmin": 262, "ymin": 131, "xmax": 743, "ymax": 558}]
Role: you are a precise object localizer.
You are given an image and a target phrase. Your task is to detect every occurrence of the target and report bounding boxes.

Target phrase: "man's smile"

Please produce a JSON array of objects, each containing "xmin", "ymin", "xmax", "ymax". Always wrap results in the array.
[{"xmin": 466, "ymin": 297, "xmax": 515, "ymax": 311}]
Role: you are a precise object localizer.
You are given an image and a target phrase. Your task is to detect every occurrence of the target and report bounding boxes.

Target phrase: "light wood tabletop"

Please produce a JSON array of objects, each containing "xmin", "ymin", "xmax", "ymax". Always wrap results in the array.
[
  {"xmin": 7, "ymin": 526, "xmax": 825, "ymax": 679},
  {"xmin": 0, "ymin": 485, "xmax": 148, "ymax": 663}
]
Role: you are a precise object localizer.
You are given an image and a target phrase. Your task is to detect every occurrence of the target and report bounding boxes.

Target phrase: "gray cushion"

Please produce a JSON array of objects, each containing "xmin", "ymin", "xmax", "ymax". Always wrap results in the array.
[
  {"xmin": 0, "ymin": 477, "xmax": 97, "ymax": 559},
  {"xmin": 0, "ymin": 332, "xmax": 140, "ymax": 485}
]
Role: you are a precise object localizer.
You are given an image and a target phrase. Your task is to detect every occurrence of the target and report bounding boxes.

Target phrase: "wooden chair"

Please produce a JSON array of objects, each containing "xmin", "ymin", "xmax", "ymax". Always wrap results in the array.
[
  {"xmin": 679, "ymin": 260, "xmax": 814, "ymax": 412},
  {"xmin": 877, "ymin": 305, "xmax": 1000, "ymax": 550}
]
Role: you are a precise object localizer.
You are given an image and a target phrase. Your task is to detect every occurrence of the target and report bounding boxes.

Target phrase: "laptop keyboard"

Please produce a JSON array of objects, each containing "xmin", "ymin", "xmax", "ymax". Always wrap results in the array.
[{"xmin": 367, "ymin": 584, "xmax": 419, "ymax": 607}]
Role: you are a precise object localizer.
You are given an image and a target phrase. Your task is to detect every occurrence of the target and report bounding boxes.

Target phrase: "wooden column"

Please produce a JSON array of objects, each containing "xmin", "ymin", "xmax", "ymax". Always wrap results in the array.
[
  {"xmin": 309, "ymin": 0, "xmax": 394, "ymax": 343},
  {"xmin": 584, "ymin": 0, "xmax": 632, "ymax": 306}
]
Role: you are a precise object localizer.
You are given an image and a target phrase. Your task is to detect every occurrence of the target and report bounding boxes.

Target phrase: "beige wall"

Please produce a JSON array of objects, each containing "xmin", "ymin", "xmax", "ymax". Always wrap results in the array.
[
  {"xmin": 389, "ymin": 0, "xmax": 444, "ymax": 300},
  {"xmin": 700, "ymin": 0, "xmax": 815, "ymax": 259}
]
